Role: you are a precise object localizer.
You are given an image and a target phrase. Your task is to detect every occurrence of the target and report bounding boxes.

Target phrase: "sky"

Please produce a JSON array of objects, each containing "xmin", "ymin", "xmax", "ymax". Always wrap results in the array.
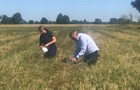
[{"xmin": 0, "ymin": 0, "xmax": 139, "ymax": 22}]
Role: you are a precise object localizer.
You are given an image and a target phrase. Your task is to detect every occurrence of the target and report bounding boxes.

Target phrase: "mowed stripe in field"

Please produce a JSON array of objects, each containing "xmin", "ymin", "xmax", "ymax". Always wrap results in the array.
[
  {"xmin": 0, "ymin": 34, "xmax": 39, "ymax": 61},
  {"xmin": 97, "ymin": 29, "xmax": 139, "ymax": 43},
  {"xmin": 91, "ymin": 26, "xmax": 140, "ymax": 69},
  {"xmin": 89, "ymin": 27, "xmax": 140, "ymax": 79},
  {"xmin": 0, "ymin": 44, "xmax": 43, "ymax": 89},
  {"xmin": 92, "ymin": 27, "xmax": 140, "ymax": 53},
  {"xmin": 0, "ymin": 33, "xmax": 38, "ymax": 46},
  {"xmin": 0, "ymin": 35, "xmax": 22, "ymax": 42},
  {"xmin": 102, "ymin": 26, "xmax": 140, "ymax": 41},
  {"xmin": 0, "ymin": 43, "xmax": 39, "ymax": 69}
]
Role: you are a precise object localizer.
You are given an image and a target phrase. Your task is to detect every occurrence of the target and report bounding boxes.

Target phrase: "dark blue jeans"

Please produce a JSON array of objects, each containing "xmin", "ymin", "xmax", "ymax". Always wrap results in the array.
[{"xmin": 84, "ymin": 51, "xmax": 99, "ymax": 66}]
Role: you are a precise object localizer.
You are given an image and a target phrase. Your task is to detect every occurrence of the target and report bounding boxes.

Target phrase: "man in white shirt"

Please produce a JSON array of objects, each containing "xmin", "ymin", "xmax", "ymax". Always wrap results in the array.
[{"xmin": 69, "ymin": 30, "xmax": 99, "ymax": 66}]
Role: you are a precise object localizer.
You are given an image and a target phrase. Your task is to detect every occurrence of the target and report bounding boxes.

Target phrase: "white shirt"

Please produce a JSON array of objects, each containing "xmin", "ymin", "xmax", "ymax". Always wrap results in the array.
[{"xmin": 74, "ymin": 33, "xmax": 99, "ymax": 59}]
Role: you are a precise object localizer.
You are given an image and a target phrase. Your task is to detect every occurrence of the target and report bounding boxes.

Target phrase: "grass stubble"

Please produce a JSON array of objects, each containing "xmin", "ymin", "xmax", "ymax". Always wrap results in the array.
[{"xmin": 0, "ymin": 24, "xmax": 140, "ymax": 90}]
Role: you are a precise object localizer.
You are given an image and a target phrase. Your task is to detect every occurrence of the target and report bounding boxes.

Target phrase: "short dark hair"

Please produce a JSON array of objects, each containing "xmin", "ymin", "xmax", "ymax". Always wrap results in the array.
[{"xmin": 69, "ymin": 30, "xmax": 78, "ymax": 38}]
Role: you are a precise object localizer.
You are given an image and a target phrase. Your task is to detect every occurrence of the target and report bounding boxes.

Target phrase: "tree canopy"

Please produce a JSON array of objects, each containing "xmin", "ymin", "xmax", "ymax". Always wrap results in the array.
[
  {"xmin": 1, "ymin": 15, "xmax": 11, "ymax": 24},
  {"xmin": 28, "ymin": 20, "xmax": 34, "ymax": 24},
  {"xmin": 12, "ymin": 12, "xmax": 23, "ymax": 24},
  {"xmin": 131, "ymin": 0, "xmax": 140, "ymax": 13},
  {"xmin": 56, "ymin": 13, "xmax": 63, "ymax": 24},
  {"xmin": 40, "ymin": 17, "xmax": 48, "ymax": 24},
  {"xmin": 0, "ymin": 11, "xmax": 139, "ymax": 24},
  {"xmin": 56, "ymin": 13, "xmax": 70, "ymax": 24},
  {"xmin": 63, "ymin": 15, "xmax": 70, "ymax": 24},
  {"xmin": 95, "ymin": 18, "xmax": 102, "ymax": 24},
  {"xmin": 1, "ymin": 12, "xmax": 23, "ymax": 24}
]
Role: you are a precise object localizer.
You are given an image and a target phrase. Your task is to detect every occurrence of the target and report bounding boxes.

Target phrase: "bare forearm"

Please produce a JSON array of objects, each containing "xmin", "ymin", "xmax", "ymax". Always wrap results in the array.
[
  {"xmin": 45, "ymin": 37, "xmax": 56, "ymax": 47},
  {"xmin": 45, "ymin": 40, "xmax": 56, "ymax": 46}
]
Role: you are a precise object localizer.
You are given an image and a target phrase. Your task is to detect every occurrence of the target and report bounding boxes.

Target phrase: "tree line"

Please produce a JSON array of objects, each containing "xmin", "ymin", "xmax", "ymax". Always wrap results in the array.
[{"xmin": 0, "ymin": 0, "xmax": 139, "ymax": 24}]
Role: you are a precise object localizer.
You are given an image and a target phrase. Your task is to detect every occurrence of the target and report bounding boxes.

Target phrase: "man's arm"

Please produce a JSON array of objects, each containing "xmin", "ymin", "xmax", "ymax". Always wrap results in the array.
[{"xmin": 74, "ymin": 36, "xmax": 87, "ymax": 59}]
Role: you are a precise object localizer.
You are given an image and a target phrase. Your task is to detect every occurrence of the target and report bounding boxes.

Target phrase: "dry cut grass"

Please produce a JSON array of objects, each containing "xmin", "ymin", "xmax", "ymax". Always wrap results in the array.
[{"xmin": 0, "ymin": 24, "xmax": 140, "ymax": 90}]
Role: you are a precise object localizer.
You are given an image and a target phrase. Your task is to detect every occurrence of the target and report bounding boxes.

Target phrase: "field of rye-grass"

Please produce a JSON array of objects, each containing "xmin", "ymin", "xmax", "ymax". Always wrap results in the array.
[{"xmin": 0, "ymin": 24, "xmax": 140, "ymax": 90}]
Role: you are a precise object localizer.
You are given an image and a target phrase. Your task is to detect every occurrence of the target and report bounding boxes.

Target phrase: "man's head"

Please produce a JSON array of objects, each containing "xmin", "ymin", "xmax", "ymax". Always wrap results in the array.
[{"xmin": 69, "ymin": 30, "xmax": 78, "ymax": 41}]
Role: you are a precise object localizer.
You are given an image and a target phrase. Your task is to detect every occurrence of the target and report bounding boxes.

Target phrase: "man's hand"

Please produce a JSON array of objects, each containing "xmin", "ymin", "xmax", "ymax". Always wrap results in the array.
[{"xmin": 71, "ymin": 57, "xmax": 78, "ymax": 62}]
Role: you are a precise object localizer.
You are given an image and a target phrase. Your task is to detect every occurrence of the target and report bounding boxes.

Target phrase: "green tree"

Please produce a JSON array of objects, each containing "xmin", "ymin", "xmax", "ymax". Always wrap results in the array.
[
  {"xmin": 56, "ymin": 13, "xmax": 63, "ymax": 24},
  {"xmin": 0, "ymin": 15, "xmax": 1, "ymax": 20},
  {"xmin": 40, "ymin": 17, "xmax": 48, "ymax": 24},
  {"xmin": 1, "ymin": 15, "xmax": 11, "ymax": 24},
  {"xmin": 11, "ymin": 12, "xmax": 23, "ymax": 24},
  {"xmin": 63, "ymin": 15, "xmax": 70, "ymax": 24},
  {"xmin": 131, "ymin": 0, "xmax": 140, "ymax": 13},
  {"xmin": 120, "ymin": 14, "xmax": 131, "ymax": 24},
  {"xmin": 137, "ymin": 16, "xmax": 140, "ymax": 23},
  {"xmin": 94, "ymin": 18, "xmax": 102, "ymax": 24},
  {"xmin": 109, "ymin": 18, "xmax": 118, "ymax": 24},
  {"xmin": 0, "ymin": 15, "xmax": 1, "ymax": 24},
  {"xmin": 28, "ymin": 20, "xmax": 34, "ymax": 24},
  {"xmin": 35, "ymin": 21, "xmax": 40, "ymax": 24},
  {"xmin": 129, "ymin": 13, "xmax": 133, "ymax": 23},
  {"xmin": 20, "ymin": 20, "xmax": 27, "ymax": 24},
  {"xmin": 70, "ymin": 20, "xmax": 80, "ymax": 24}
]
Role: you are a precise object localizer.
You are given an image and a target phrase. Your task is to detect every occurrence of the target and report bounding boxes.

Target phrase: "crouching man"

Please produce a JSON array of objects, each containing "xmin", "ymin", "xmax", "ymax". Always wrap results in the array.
[{"xmin": 69, "ymin": 30, "xmax": 99, "ymax": 66}]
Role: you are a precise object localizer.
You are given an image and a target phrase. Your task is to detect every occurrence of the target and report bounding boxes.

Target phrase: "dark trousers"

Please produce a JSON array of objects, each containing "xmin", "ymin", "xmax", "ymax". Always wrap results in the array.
[
  {"xmin": 44, "ymin": 45, "xmax": 57, "ymax": 58},
  {"xmin": 84, "ymin": 51, "xmax": 99, "ymax": 65}
]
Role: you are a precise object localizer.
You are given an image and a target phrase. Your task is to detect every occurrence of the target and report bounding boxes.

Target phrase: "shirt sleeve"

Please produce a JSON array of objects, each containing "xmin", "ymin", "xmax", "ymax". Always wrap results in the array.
[
  {"xmin": 74, "ymin": 36, "xmax": 87, "ymax": 59},
  {"xmin": 49, "ymin": 31, "xmax": 55, "ymax": 38}
]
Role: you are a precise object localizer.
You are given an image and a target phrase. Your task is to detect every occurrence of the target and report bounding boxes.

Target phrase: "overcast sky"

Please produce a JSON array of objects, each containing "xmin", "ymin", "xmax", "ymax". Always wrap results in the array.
[{"xmin": 0, "ymin": 0, "xmax": 139, "ymax": 22}]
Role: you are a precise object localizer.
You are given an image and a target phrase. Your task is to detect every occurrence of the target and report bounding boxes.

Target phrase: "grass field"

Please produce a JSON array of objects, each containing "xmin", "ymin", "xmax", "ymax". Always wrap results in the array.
[{"xmin": 0, "ymin": 24, "xmax": 140, "ymax": 90}]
